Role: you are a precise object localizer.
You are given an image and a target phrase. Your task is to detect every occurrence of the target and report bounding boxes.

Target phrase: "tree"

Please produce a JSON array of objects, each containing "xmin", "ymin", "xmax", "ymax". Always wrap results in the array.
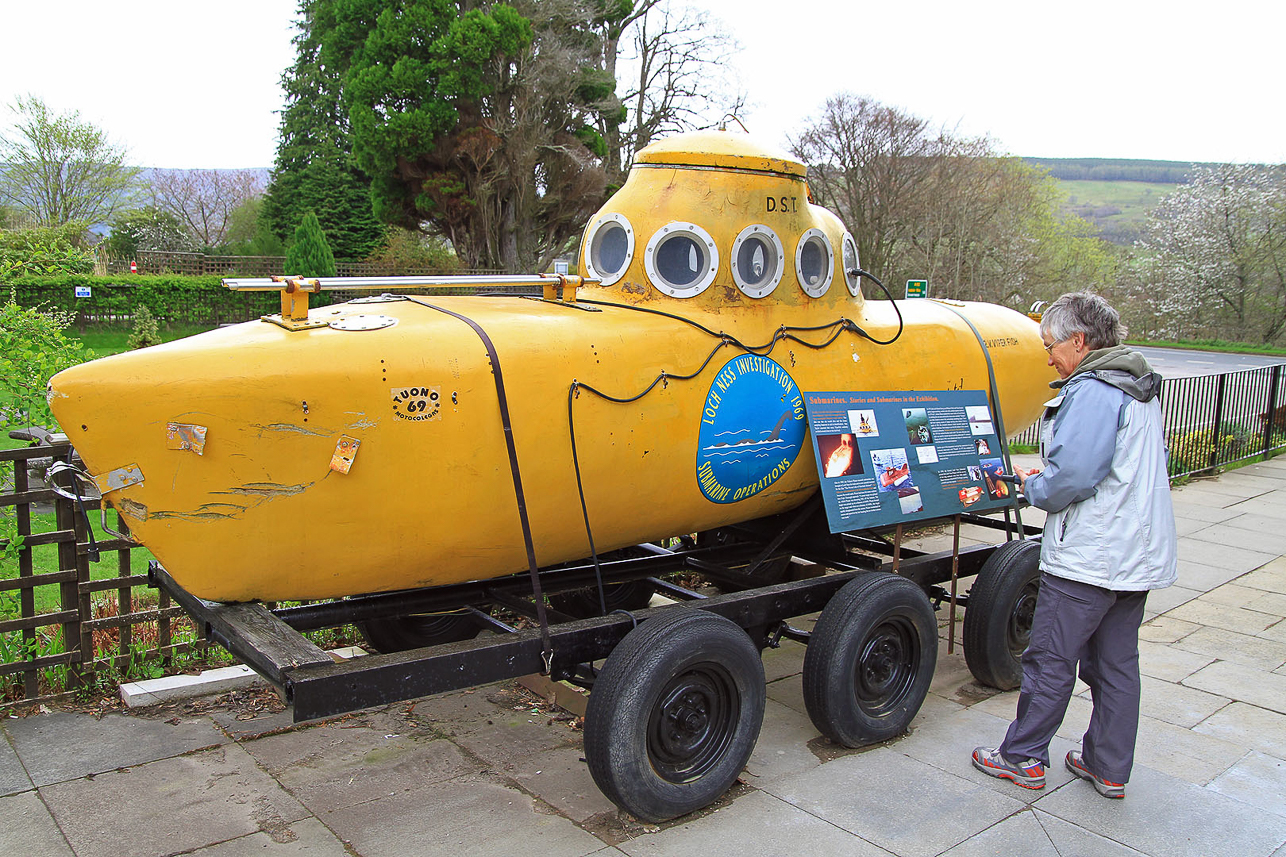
[
  {"xmin": 221, "ymin": 196, "xmax": 286, "ymax": 256},
  {"xmin": 263, "ymin": 0, "xmax": 386, "ymax": 260},
  {"xmin": 606, "ymin": 0, "xmax": 743, "ymax": 176},
  {"xmin": 104, "ymin": 207, "xmax": 194, "ymax": 257},
  {"xmin": 0, "ymin": 95, "xmax": 139, "ymax": 226},
  {"xmin": 147, "ymin": 169, "xmax": 264, "ymax": 248},
  {"xmin": 0, "ymin": 294, "xmax": 90, "ymax": 433},
  {"xmin": 311, "ymin": 0, "xmax": 614, "ymax": 272},
  {"xmin": 793, "ymin": 94, "xmax": 1115, "ymax": 307},
  {"xmin": 1135, "ymin": 164, "xmax": 1286, "ymax": 344},
  {"xmin": 285, "ymin": 210, "xmax": 337, "ymax": 277}
]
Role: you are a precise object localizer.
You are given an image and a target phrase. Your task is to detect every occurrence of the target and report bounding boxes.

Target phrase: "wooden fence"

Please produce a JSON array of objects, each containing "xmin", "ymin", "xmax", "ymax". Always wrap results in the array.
[
  {"xmin": 106, "ymin": 251, "xmax": 496, "ymax": 279},
  {"xmin": 1, "ymin": 440, "xmax": 195, "ymax": 712}
]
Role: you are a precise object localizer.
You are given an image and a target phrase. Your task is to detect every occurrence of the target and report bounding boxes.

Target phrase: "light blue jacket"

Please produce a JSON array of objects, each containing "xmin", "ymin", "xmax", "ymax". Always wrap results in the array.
[{"xmin": 1023, "ymin": 346, "xmax": 1177, "ymax": 591}]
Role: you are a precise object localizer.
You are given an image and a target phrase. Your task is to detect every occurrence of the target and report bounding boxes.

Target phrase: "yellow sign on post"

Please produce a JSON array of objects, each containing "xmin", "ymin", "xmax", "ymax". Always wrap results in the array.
[{"xmin": 906, "ymin": 279, "xmax": 929, "ymax": 299}]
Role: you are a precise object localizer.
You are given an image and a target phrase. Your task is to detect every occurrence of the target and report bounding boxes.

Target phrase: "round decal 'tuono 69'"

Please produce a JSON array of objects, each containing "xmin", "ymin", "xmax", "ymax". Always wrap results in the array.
[{"xmin": 696, "ymin": 354, "xmax": 806, "ymax": 503}]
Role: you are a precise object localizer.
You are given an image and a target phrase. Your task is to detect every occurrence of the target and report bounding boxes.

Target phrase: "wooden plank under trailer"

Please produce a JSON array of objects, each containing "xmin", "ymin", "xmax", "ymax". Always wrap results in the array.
[{"xmin": 149, "ymin": 506, "xmax": 1043, "ymax": 823}]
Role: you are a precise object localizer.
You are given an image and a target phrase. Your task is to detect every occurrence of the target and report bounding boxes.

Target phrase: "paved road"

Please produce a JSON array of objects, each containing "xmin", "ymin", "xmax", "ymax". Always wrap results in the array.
[{"xmin": 1135, "ymin": 346, "xmax": 1286, "ymax": 379}]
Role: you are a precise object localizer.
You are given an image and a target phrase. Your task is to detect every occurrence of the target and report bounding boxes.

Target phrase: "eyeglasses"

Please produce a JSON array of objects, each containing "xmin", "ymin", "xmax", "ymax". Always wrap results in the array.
[{"xmin": 1043, "ymin": 339, "xmax": 1064, "ymax": 354}]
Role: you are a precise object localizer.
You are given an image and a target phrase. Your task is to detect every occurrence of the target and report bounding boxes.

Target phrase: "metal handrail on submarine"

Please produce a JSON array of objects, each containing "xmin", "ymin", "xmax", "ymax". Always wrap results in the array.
[{"xmin": 224, "ymin": 273, "xmax": 599, "ymax": 329}]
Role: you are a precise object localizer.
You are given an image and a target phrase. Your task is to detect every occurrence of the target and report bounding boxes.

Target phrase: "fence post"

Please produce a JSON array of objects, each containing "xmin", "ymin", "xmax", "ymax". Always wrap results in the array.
[
  {"xmin": 54, "ymin": 455, "xmax": 86, "ymax": 690},
  {"xmin": 1207, "ymin": 373, "xmax": 1227, "ymax": 471},
  {"xmin": 13, "ymin": 458, "xmax": 39, "ymax": 699},
  {"xmin": 1264, "ymin": 364, "xmax": 1282, "ymax": 457}
]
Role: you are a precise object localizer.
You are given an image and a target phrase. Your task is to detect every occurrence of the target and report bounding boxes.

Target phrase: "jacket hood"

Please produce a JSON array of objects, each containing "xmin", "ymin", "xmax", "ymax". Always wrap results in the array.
[{"xmin": 1051, "ymin": 345, "xmax": 1162, "ymax": 402}]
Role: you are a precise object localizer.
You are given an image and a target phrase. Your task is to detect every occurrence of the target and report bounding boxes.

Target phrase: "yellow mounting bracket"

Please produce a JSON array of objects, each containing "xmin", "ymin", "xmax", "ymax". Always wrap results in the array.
[
  {"xmin": 265, "ymin": 276, "xmax": 329, "ymax": 331},
  {"xmin": 540, "ymin": 274, "xmax": 591, "ymax": 304}
]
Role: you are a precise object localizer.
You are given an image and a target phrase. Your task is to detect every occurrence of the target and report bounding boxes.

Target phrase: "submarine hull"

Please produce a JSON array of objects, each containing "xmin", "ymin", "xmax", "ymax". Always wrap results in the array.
[{"xmin": 50, "ymin": 294, "xmax": 1047, "ymax": 602}]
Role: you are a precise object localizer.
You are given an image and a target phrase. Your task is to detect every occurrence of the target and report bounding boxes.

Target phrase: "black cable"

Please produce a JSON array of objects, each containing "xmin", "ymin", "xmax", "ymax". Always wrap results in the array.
[
  {"xmin": 565, "ymin": 282, "xmax": 901, "ymax": 608},
  {"xmin": 849, "ymin": 267, "xmax": 904, "ymax": 345}
]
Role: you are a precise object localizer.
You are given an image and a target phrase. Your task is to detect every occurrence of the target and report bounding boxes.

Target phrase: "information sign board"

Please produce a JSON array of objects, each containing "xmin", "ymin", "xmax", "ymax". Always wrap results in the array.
[
  {"xmin": 805, "ymin": 389, "xmax": 1013, "ymax": 533},
  {"xmin": 905, "ymin": 279, "xmax": 928, "ymax": 299}
]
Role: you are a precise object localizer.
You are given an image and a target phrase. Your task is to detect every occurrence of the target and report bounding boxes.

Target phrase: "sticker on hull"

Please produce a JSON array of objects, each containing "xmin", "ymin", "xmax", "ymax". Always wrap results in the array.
[{"xmin": 696, "ymin": 354, "xmax": 806, "ymax": 503}]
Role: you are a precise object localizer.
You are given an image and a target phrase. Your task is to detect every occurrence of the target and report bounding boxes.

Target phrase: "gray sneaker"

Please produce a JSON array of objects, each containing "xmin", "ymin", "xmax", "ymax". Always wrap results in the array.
[
  {"xmin": 1066, "ymin": 751, "xmax": 1125, "ymax": 798},
  {"xmin": 971, "ymin": 746, "xmax": 1046, "ymax": 789}
]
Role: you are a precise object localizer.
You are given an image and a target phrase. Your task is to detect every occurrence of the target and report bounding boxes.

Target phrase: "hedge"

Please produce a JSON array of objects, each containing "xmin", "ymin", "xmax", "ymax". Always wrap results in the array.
[{"xmin": 3, "ymin": 275, "xmax": 338, "ymax": 329}]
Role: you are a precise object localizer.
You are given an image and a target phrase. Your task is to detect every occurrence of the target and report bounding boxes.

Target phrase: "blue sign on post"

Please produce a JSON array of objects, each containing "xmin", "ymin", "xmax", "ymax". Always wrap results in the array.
[
  {"xmin": 74, "ymin": 286, "xmax": 92, "ymax": 298},
  {"xmin": 805, "ymin": 389, "xmax": 1013, "ymax": 533}
]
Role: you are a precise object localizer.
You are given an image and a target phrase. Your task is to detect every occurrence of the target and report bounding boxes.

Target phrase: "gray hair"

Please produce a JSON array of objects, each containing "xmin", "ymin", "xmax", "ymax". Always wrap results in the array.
[{"xmin": 1040, "ymin": 292, "xmax": 1125, "ymax": 350}]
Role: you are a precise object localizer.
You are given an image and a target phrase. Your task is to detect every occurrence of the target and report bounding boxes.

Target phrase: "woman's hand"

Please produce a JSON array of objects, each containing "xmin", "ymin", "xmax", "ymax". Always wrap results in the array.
[{"xmin": 1014, "ymin": 465, "xmax": 1042, "ymax": 490}]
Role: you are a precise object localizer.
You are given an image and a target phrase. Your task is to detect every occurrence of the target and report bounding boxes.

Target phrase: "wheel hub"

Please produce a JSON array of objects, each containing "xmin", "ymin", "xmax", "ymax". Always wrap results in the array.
[
  {"xmin": 648, "ymin": 665, "xmax": 739, "ymax": 783},
  {"xmin": 854, "ymin": 618, "xmax": 917, "ymax": 716}
]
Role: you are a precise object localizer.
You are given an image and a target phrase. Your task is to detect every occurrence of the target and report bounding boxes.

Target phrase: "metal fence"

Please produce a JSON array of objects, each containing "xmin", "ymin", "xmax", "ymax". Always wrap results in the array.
[
  {"xmin": 1009, "ymin": 363, "xmax": 1286, "ymax": 479},
  {"xmin": 4, "ymin": 360, "xmax": 1285, "ymax": 711}
]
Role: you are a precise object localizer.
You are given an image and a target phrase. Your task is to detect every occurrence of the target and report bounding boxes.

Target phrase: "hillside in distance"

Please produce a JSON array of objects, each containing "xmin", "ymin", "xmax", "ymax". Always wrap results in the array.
[{"xmin": 1023, "ymin": 157, "xmax": 1211, "ymax": 245}]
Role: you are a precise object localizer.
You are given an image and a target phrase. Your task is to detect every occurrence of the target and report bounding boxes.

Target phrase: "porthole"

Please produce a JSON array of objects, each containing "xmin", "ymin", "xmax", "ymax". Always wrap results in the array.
[
  {"xmin": 730, "ymin": 224, "xmax": 785, "ymax": 299},
  {"xmin": 842, "ymin": 232, "xmax": 861, "ymax": 296},
  {"xmin": 644, "ymin": 222, "xmax": 719, "ymax": 298},
  {"xmin": 583, "ymin": 213, "xmax": 634, "ymax": 286},
  {"xmin": 795, "ymin": 228, "xmax": 834, "ymax": 297}
]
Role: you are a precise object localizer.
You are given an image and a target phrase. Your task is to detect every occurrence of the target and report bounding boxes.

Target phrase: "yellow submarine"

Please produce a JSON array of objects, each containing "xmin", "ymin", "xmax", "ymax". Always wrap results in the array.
[{"xmin": 48, "ymin": 130, "xmax": 1054, "ymax": 603}]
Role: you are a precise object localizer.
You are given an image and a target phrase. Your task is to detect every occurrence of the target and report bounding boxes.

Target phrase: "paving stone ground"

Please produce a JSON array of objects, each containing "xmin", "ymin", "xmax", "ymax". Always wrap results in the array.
[{"xmin": 3, "ymin": 458, "xmax": 1286, "ymax": 857}]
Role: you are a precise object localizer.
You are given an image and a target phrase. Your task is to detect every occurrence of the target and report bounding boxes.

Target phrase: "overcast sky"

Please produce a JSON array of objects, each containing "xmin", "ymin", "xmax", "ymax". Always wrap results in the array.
[{"xmin": 1, "ymin": 0, "xmax": 1282, "ymax": 170}]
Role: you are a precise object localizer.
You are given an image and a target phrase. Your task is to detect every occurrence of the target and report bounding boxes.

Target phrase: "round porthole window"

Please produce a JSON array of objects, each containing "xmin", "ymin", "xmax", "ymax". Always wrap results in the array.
[
  {"xmin": 842, "ymin": 232, "xmax": 861, "ymax": 296},
  {"xmin": 795, "ymin": 228, "xmax": 834, "ymax": 297},
  {"xmin": 644, "ymin": 222, "xmax": 719, "ymax": 298},
  {"xmin": 730, "ymin": 224, "xmax": 785, "ymax": 299},
  {"xmin": 583, "ymin": 213, "xmax": 634, "ymax": 286}
]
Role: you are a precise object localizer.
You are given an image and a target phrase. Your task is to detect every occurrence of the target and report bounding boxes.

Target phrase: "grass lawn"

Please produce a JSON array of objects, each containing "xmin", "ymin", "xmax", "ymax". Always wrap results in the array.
[{"xmin": 72, "ymin": 323, "xmax": 216, "ymax": 358}]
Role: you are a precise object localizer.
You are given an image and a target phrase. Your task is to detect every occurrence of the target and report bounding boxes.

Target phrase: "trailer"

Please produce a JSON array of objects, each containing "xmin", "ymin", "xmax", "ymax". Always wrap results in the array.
[{"xmin": 150, "ymin": 501, "xmax": 1042, "ymax": 822}]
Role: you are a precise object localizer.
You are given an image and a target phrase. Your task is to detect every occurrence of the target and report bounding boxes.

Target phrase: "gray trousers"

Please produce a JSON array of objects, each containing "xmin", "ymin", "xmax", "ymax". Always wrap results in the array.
[{"xmin": 1000, "ymin": 572, "xmax": 1149, "ymax": 783}]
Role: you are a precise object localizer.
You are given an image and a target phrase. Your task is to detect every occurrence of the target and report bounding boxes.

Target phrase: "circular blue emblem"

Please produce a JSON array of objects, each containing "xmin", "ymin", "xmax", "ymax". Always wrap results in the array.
[{"xmin": 696, "ymin": 354, "xmax": 806, "ymax": 503}]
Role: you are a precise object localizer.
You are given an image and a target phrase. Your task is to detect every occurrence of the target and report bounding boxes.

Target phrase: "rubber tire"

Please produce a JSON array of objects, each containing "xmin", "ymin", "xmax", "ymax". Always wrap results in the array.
[
  {"xmin": 802, "ymin": 572, "xmax": 938, "ymax": 747},
  {"xmin": 548, "ymin": 579, "xmax": 655, "ymax": 618},
  {"xmin": 355, "ymin": 612, "xmax": 482, "ymax": 654},
  {"xmin": 584, "ymin": 610, "xmax": 766, "ymax": 822},
  {"xmin": 963, "ymin": 539, "xmax": 1042, "ymax": 690}
]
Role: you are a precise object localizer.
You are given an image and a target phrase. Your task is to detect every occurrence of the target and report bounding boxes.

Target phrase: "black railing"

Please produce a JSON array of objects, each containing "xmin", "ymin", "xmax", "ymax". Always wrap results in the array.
[{"xmin": 1009, "ymin": 363, "xmax": 1286, "ymax": 479}]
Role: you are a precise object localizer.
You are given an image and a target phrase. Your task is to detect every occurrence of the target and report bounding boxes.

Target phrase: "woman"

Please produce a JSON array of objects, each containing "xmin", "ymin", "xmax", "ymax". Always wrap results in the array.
[{"xmin": 971, "ymin": 292, "xmax": 1177, "ymax": 799}]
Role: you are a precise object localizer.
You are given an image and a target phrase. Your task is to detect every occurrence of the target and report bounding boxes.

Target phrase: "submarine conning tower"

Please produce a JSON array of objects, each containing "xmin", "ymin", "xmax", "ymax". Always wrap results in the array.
[{"xmin": 577, "ymin": 130, "xmax": 862, "ymax": 312}]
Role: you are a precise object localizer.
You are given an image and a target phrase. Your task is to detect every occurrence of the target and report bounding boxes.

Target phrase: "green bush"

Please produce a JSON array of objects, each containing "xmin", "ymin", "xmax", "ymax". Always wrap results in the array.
[
  {"xmin": 0, "ymin": 224, "xmax": 96, "ymax": 278},
  {"xmin": 1168, "ymin": 421, "xmax": 1254, "ymax": 475},
  {"xmin": 127, "ymin": 304, "xmax": 163, "ymax": 349},
  {"xmin": 284, "ymin": 211, "xmax": 336, "ymax": 278},
  {"xmin": 0, "ymin": 290, "xmax": 92, "ymax": 434},
  {"xmin": 4, "ymin": 274, "xmax": 334, "ymax": 327},
  {"xmin": 365, "ymin": 227, "xmax": 459, "ymax": 275}
]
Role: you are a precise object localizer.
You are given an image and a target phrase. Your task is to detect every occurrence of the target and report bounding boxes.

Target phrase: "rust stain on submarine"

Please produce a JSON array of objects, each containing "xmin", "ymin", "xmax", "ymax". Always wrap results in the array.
[{"xmin": 48, "ymin": 130, "xmax": 1054, "ymax": 603}]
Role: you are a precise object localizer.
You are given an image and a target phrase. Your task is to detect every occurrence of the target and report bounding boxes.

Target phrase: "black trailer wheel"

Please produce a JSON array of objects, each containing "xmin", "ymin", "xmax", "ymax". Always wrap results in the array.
[
  {"xmin": 548, "ymin": 579, "xmax": 655, "ymax": 618},
  {"xmin": 963, "ymin": 539, "xmax": 1041, "ymax": 690},
  {"xmin": 802, "ymin": 572, "xmax": 937, "ymax": 747},
  {"xmin": 584, "ymin": 610, "xmax": 765, "ymax": 822},
  {"xmin": 355, "ymin": 611, "xmax": 482, "ymax": 654}
]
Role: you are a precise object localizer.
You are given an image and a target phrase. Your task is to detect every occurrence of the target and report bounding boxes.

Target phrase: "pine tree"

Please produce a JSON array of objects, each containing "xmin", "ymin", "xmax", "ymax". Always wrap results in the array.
[
  {"xmin": 284, "ymin": 210, "xmax": 337, "ymax": 277},
  {"xmin": 262, "ymin": 0, "xmax": 384, "ymax": 260}
]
